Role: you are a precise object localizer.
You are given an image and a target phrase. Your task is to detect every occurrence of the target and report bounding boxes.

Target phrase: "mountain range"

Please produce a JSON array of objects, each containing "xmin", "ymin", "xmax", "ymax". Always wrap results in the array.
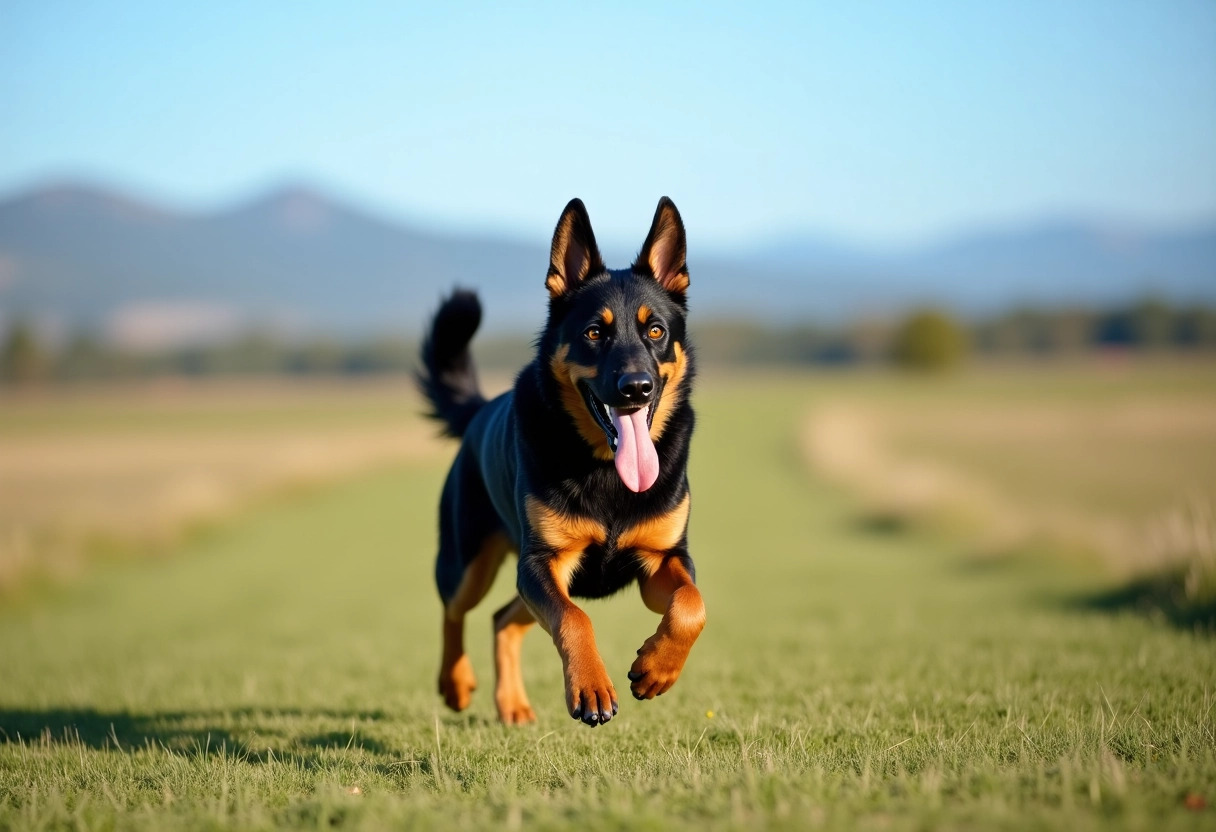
[{"xmin": 0, "ymin": 181, "xmax": 1212, "ymax": 346}]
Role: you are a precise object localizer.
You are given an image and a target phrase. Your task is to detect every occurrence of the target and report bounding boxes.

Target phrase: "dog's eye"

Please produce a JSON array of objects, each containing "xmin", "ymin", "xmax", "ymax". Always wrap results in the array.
[
  {"xmin": 648, "ymin": 324, "xmax": 665, "ymax": 340},
  {"xmin": 585, "ymin": 325, "xmax": 601, "ymax": 342}
]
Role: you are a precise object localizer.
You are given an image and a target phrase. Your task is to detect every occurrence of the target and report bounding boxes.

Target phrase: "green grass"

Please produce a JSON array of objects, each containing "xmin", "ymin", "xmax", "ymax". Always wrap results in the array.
[{"xmin": 1, "ymin": 376, "xmax": 1214, "ymax": 830}]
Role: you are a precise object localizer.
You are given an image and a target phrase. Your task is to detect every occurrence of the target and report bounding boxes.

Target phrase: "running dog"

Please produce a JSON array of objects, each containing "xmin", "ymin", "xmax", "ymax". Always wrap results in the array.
[{"xmin": 417, "ymin": 197, "xmax": 703, "ymax": 726}]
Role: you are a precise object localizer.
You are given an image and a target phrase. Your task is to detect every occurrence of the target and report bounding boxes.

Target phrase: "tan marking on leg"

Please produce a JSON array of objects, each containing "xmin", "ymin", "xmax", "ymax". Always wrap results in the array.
[
  {"xmin": 630, "ymin": 556, "xmax": 705, "ymax": 700},
  {"xmin": 444, "ymin": 531, "xmax": 512, "ymax": 621},
  {"xmin": 439, "ymin": 616, "xmax": 477, "ymax": 711},
  {"xmin": 520, "ymin": 588, "xmax": 617, "ymax": 722},
  {"xmin": 438, "ymin": 532, "xmax": 512, "ymax": 712},
  {"xmin": 522, "ymin": 499, "xmax": 616, "ymax": 722},
  {"xmin": 493, "ymin": 596, "xmax": 537, "ymax": 725},
  {"xmin": 516, "ymin": 548, "xmax": 616, "ymax": 723},
  {"xmin": 554, "ymin": 602, "xmax": 617, "ymax": 721}
]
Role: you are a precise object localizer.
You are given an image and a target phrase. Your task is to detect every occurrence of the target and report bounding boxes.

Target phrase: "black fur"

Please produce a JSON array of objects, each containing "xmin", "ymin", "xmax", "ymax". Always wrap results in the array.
[{"xmin": 416, "ymin": 288, "xmax": 485, "ymax": 438}]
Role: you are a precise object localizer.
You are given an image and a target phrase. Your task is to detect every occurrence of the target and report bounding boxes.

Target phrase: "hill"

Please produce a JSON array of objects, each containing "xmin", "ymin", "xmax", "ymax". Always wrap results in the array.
[{"xmin": 1, "ymin": 181, "xmax": 1213, "ymax": 344}]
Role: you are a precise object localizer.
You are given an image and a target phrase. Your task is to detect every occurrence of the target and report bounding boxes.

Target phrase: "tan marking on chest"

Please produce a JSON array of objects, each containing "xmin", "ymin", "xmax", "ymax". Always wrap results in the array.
[
  {"xmin": 631, "ymin": 549, "xmax": 664, "ymax": 579},
  {"xmin": 549, "ymin": 344, "xmax": 614, "ymax": 461},
  {"xmin": 619, "ymin": 493, "xmax": 691, "ymax": 574},
  {"xmin": 527, "ymin": 496, "xmax": 607, "ymax": 551},
  {"xmin": 527, "ymin": 497, "xmax": 607, "ymax": 593},
  {"xmin": 548, "ymin": 550, "xmax": 585, "ymax": 593}
]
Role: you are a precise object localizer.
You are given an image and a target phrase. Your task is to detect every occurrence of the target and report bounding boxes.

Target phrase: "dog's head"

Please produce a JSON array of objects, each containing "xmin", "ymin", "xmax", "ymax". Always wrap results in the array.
[{"xmin": 542, "ymin": 198, "xmax": 692, "ymax": 493}]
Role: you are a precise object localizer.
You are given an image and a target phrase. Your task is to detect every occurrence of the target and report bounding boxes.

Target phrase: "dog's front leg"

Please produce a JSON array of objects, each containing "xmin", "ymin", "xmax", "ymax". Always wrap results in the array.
[
  {"xmin": 517, "ymin": 554, "xmax": 618, "ymax": 726},
  {"xmin": 629, "ymin": 553, "xmax": 706, "ymax": 700}
]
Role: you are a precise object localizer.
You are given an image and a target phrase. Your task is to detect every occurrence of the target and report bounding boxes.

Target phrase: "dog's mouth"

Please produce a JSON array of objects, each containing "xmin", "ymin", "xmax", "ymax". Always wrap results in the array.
[{"xmin": 579, "ymin": 383, "xmax": 661, "ymax": 493}]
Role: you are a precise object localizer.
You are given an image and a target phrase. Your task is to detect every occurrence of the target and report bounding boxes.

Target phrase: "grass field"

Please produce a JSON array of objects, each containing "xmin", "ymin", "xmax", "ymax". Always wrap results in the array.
[{"xmin": 1, "ymin": 368, "xmax": 1214, "ymax": 830}]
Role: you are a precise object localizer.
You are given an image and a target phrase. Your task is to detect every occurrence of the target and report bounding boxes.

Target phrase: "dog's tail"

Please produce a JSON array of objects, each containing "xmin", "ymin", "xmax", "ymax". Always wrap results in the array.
[{"xmin": 417, "ymin": 289, "xmax": 487, "ymax": 438}]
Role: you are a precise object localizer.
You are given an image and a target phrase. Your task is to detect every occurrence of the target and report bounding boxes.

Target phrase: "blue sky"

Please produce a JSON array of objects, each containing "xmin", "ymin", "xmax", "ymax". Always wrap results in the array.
[{"xmin": 2, "ymin": 1, "xmax": 1214, "ymax": 249}]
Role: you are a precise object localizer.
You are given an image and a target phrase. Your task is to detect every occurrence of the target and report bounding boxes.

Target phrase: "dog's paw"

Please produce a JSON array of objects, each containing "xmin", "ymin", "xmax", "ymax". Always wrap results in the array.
[
  {"xmin": 438, "ymin": 654, "xmax": 477, "ymax": 712},
  {"xmin": 565, "ymin": 660, "xmax": 618, "ymax": 727},
  {"xmin": 495, "ymin": 696, "xmax": 537, "ymax": 725},
  {"xmin": 495, "ymin": 682, "xmax": 537, "ymax": 725},
  {"xmin": 628, "ymin": 634, "xmax": 691, "ymax": 700}
]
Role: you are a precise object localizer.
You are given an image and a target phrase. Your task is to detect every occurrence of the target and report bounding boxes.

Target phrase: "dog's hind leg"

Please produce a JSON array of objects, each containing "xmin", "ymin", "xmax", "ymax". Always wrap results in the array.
[
  {"xmin": 438, "ymin": 618, "xmax": 478, "ymax": 712},
  {"xmin": 438, "ymin": 530, "xmax": 511, "ymax": 712},
  {"xmin": 492, "ymin": 595, "xmax": 537, "ymax": 724}
]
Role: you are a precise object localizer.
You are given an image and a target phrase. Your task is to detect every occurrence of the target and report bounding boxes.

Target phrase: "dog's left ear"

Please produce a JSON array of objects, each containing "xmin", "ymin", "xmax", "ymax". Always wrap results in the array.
[{"xmin": 634, "ymin": 196, "xmax": 689, "ymax": 298}]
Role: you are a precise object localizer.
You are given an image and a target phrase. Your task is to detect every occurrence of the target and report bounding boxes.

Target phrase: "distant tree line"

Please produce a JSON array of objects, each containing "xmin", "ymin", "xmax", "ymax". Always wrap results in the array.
[
  {"xmin": 971, "ymin": 299, "xmax": 1216, "ymax": 354},
  {"xmin": 695, "ymin": 298, "xmax": 1216, "ymax": 371},
  {"xmin": 0, "ymin": 325, "xmax": 538, "ymax": 385},
  {"xmin": 3, "ymin": 298, "xmax": 1215, "ymax": 384}
]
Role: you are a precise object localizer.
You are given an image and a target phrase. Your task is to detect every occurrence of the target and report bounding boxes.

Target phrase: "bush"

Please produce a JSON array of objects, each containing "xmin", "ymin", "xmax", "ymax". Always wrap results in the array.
[
  {"xmin": 890, "ymin": 309, "xmax": 968, "ymax": 371},
  {"xmin": 0, "ymin": 321, "xmax": 48, "ymax": 384}
]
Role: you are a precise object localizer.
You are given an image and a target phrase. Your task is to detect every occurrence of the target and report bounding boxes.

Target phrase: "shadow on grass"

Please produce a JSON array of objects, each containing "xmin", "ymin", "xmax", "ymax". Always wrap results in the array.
[
  {"xmin": 1069, "ymin": 573, "xmax": 1216, "ymax": 632},
  {"xmin": 0, "ymin": 707, "xmax": 400, "ymax": 762}
]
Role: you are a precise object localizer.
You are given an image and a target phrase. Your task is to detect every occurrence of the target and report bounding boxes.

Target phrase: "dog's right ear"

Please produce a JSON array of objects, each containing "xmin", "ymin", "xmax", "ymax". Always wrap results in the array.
[{"xmin": 546, "ymin": 198, "xmax": 605, "ymax": 299}]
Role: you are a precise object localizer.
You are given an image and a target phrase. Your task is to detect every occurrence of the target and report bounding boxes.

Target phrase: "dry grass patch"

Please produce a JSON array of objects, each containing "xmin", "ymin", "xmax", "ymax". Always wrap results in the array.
[
  {"xmin": 802, "ymin": 367, "xmax": 1216, "ymax": 607},
  {"xmin": 0, "ymin": 378, "xmax": 451, "ymax": 593}
]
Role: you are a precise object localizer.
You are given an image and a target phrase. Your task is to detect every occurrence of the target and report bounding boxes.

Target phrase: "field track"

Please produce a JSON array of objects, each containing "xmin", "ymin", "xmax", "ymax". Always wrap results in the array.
[{"xmin": 1, "ymin": 375, "xmax": 1213, "ymax": 830}]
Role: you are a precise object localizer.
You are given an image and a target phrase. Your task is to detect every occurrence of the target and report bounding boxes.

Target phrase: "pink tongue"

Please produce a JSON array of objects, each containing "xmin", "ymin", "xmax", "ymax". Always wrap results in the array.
[{"xmin": 611, "ymin": 406, "xmax": 660, "ymax": 492}]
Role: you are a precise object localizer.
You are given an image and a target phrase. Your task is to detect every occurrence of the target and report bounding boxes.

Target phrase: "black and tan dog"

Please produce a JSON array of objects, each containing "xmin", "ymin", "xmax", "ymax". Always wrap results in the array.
[{"xmin": 417, "ymin": 197, "xmax": 704, "ymax": 727}]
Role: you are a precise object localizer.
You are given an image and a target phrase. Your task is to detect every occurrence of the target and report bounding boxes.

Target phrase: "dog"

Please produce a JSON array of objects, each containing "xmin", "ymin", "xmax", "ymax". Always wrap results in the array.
[{"xmin": 417, "ymin": 197, "xmax": 704, "ymax": 726}]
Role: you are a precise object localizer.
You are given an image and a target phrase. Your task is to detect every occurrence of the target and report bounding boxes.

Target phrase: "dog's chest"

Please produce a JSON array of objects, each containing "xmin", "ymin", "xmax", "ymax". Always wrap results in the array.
[
  {"xmin": 527, "ymin": 493, "xmax": 689, "ymax": 555},
  {"xmin": 527, "ymin": 493, "xmax": 691, "ymax": 597}
]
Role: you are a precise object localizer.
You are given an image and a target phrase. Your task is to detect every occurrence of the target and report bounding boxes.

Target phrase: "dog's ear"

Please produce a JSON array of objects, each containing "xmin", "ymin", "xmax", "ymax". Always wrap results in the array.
[
  {"xmin": 634, "ymin": 196, "xmax": 689, "ymax": 297},
  {"xmin": 546, "ymin": 198, "xmax": 605, "ymax": 299}
]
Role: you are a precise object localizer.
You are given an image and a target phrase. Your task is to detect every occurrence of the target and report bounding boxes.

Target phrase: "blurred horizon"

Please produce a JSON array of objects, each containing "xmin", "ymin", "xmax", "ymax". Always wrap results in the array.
[{"xmin": 1, "ymin": 173, "xmax": 1214, "ymax": 366}]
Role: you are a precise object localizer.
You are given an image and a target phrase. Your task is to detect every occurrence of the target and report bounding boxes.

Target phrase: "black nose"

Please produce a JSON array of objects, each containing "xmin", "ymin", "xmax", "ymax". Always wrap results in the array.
[{"xmin": 618, "ymin": 373, "xmax": 654, "ymax": 403}]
